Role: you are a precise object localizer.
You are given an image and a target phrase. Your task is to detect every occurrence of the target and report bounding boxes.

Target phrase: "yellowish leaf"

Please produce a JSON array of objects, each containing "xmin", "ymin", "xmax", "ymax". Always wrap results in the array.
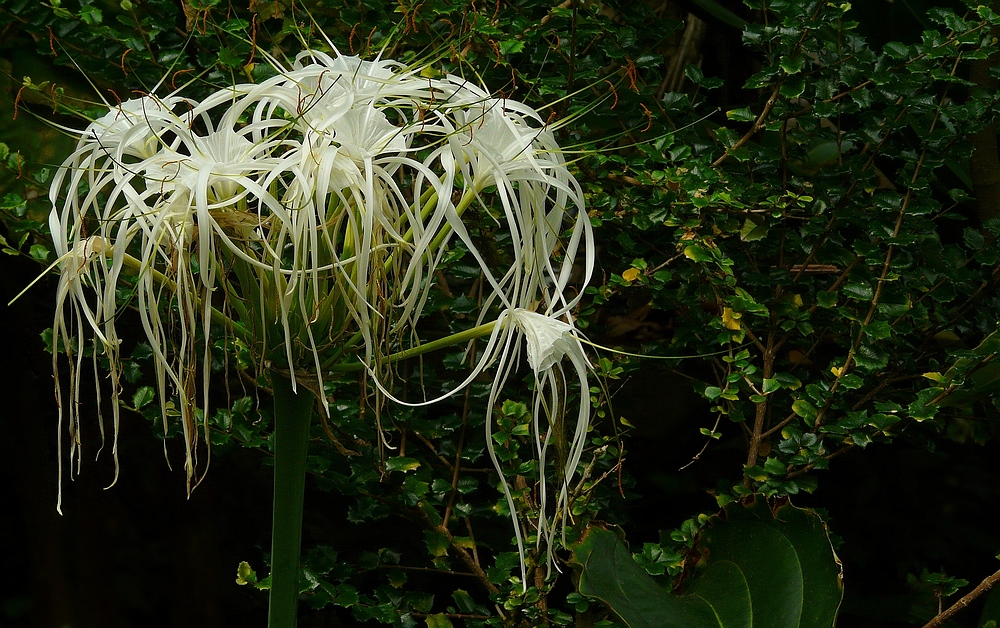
[{"xmin": 721, "ymin": 307, "xmax": 741, "ymax": 330}]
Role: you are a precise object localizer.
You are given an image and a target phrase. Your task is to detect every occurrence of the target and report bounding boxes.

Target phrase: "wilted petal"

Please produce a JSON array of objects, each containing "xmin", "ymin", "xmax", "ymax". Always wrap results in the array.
[{"xmin": 510, "ymin": 308, "xmax": 588, "ymax": 372}]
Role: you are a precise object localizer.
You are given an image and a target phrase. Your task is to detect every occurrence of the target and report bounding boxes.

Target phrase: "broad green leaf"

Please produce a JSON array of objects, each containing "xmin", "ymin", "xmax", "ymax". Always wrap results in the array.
[
  {"xmin": 571, "ymin": 498, "xmax": 842, "ymax": 627},
  {"xmin": 571, "ymin": 527, "xmax": 718, "ymax": 627},
  {"xmin": 854, "ymin": 345, "xmax": 889, "ymax": 372},
  {"xmin": 695, "ymin": 498, "xmax": 843, "ymax": 627},
  {"xmin": 780, "ymin": 76, "xmax": 806, "ymax": 99}
]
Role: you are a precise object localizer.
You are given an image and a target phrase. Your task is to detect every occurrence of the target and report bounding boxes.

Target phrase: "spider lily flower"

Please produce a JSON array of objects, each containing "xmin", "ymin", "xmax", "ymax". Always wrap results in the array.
[
  {"xmin": 47, "ymin": 235, "xmax": 116, "ymax": 513},
  {"xmin": 48, "ymin": 49, "xmax": 594, "ymax": 569},
  {"xmin": 481, "ymin": 308, "xmax": 592, "ymax": 581}
]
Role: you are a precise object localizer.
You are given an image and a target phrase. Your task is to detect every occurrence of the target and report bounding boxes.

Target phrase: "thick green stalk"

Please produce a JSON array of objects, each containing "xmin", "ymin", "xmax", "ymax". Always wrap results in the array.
[{"xmin": 268, "ymin": 373, "xmax": 315, "ymax": 628}]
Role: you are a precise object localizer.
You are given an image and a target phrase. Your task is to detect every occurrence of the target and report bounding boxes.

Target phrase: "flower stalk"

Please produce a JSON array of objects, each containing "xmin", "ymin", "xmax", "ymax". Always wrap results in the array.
[{"xmin": 268, "ymin": 373, "xmax": 315, "ymax": 628}]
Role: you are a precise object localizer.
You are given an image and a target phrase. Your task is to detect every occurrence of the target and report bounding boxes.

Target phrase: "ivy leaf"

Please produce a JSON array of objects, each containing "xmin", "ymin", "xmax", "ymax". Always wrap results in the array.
[
  {"xmin": 763, "ymin": 457, "xmax": 787, "ymax": 475},
  {"xmin": 854, "ymin": 345, "xmax": 889, "ymax": 372},
  {"xmin": 843, "ymin": 283, "xmax": 874, "ymax": 301},
  {"xmin": 739, "ymin": 218, "xmax": 769, "ymax": 241},
  {"xmin": 499, "ymin": 39, "xmax": 525, "ymax": 55},
  {"xmin": 132, "ymin": 386, "xmax": 155, "ymax": 410}
]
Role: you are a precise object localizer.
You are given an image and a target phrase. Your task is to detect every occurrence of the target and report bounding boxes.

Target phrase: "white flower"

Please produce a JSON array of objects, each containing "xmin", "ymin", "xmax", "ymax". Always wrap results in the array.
[
  {"xmin": 485, "ymin": 308, "xmax": 592, "ymax": 577},
  {"xmin": 48, "ymin": 50, "xmax": 595, "ymax": 570}
]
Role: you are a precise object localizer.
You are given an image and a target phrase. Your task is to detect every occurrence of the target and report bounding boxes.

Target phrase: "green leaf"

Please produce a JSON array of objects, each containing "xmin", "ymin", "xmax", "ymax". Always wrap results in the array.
[
  {"xmin": 780, "ymin": 55, "xmax": 805, "ymax": 74},
  {"xmin": 29, "ymin": 244, "xmax": 50, "ymax": 262},
  {"xmin": 424, "ymin": 529, "xmax": 450, "ymax": 558},
  {"xmin": 694, "ymin": 498, "xmax": 843, "ymax": 626},
  {"xmin": 816, "ymin": 292, "xmax": 838, "ymax": 309},
  {"xmin": 1, "ymin": 193, "xmax": 27, "ymax": 217},
  {"xmin": 132, "ymin": 386, "xmax": 155, "ymax": 409},
  {"xmin": 774, "ymin": 372, "xmax": 803, "ymax": 390},
  {"xmin": 726, "ymin": 107, "xmax": 755, "ymax": 122},
  {"xmin": 684, "ymin": 64, "xmax": 705, "ymax": 84},
  {"xmin": 425, "ymin": 614, "xmax": 455, "ymax": 628},
  {"xmin": 963, "ymin": 227, "xmax": 985, "ymax": 250},
  {"xmin": 740, "ymin": 218, "xmax": 769, "ymax": 241},
  {"xmin": 79, "ymin": 5, "xmax": 103, "ymax": 24},
  {"xmin": 451, "ymin": 589, "xmax": 477, "ymax": 614},
  {"xmin": 499, "ymin": 39, "xmax": 525, "ymax": 55},
  {"xmin": 570, "ymin": 498, "xmax": 843, "ymax": 627},
  {"xmin": 763, "ymin": 457, "xmax": 786, "ymax": 475},
  {"xmin": 862, "ymin": 320, "xmax": 891, "ymax": 340},
  {"xmin": 854, "ymin": 345, "xmax": 889, "ymax": 372},
  {"xmin": 839, "ymin": 374, "xmax": 864, "ymax": 390},
  {"xmin": 385, "ymin": 456, "xmax": 421, "ymax": 473},
  {"xmin": 487, "ymin": 552, "xmax": 520, "ymax": 584},
  {"xmin": 792, "ymin": 399, "xmax": 819, "ymax": 421},
  {"xmin": 236, "ymin": 560, "xmax": 256, "ymax": 585},
  {"xmin": 218, "ymin": 46, "xmax": 243, "ymax": 68},
  {"xmin": 683, "ymin": 245, "xmax": 713, "ymax": 263},
  {"xmin": 571, "ymin": 528, "xmax": 718, "ymax": 627},
  {"xmin": 780, "ymin": 76, "xmax": 806, "ymax": 99},
  {"xmin": 842, "ymin": 282, "xmax": 873, "ymax": 301}
]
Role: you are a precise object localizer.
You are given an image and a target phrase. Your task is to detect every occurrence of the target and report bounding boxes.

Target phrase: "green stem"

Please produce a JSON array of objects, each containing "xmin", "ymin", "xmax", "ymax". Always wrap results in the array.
[
  {"xmin": 327, "ymin": 320, "xmax": 499, "ymax": 372},
  {"xmin": 118, "ymin": 251, "xmax": 250, "ymax": 341},
  {"xmin": 268, "ymin": 373, "xmax": 315, "ymax": 628}
]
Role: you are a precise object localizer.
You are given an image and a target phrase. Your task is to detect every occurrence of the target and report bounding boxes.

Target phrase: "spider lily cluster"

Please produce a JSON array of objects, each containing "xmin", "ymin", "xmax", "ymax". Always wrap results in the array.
[{"xmin": 49, "ymin": 49, "xmax": 594, "ymax": 566}]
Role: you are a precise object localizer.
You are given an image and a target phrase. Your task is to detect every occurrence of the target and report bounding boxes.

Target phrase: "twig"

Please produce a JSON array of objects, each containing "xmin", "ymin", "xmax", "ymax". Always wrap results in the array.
[
  {"xmin": 744, "ymin": 332, "xmax": 776, "ymax": 471},
  {"xmin": 923, "ymin": 567, "xmax": 1000, "ymax": 628},
  {"xmin": 712, "ymin": 84, "xmax": 781, "ymax": 168},
  {"xmin": 413, "ymin": 506, "xmax": 499, "ymax": 595}
]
